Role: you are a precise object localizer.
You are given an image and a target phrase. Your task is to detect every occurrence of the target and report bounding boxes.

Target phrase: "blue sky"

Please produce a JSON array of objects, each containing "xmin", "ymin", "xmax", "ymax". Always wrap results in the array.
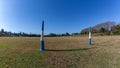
[{"xmin": 0, "ymin": 0, "xmax": 120, "ymax": 34}]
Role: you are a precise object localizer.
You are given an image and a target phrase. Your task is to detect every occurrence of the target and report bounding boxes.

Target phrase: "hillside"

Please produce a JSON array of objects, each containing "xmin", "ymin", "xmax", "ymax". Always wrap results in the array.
[{"xmin": 81, "ymin": 21, "xmax": 116, "ymax": 34}]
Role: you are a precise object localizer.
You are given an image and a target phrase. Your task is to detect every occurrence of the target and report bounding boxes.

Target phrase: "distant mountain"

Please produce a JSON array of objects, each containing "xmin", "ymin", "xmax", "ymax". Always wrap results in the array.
[
  {"xmin": 92, "ymin": 21, "xmax": 116, "ymax": 31},
  {"xmin": 81, "ymin": 21, "xmax": 116, "ymax": 34}
]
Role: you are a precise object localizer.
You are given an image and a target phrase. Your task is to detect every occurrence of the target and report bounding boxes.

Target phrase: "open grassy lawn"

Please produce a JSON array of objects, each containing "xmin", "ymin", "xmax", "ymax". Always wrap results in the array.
[{"xmin": 0, "ymin": 36, "xmax": 120, "ymax": 68}]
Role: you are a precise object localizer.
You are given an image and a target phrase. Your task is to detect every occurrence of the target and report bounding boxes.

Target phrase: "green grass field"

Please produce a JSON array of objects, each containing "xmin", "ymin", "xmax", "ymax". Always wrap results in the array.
[{"xmin": 0, "ymin": 36, "xmax": 120, "ymax": 68}]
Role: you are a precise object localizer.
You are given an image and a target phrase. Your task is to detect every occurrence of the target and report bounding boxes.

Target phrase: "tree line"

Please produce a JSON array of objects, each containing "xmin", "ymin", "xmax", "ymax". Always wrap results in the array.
[
  {"xmin": 80, "ymin": 21, "xmax": 120, "ymax": 35},
  {"xmin": 0, "ymin": 29, "xmax": 80, "ymax": 37},
  {"xmin": 45, "ymin": 32, "xmax": 80, "ymax": 37},
  {"xmin": 0, "ymin": 29, "xmax": 40, "ymax": 37},
  {"xmin": 2, "ymin": 21, "xmax": 119, "ymax": 37}
]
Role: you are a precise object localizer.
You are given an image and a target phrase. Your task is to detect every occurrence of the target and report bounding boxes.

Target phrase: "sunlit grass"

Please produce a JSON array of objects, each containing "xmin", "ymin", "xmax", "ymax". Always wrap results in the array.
[{"xmin": 0, "ymin": 36, "xmax": 120, "ymax": 68}]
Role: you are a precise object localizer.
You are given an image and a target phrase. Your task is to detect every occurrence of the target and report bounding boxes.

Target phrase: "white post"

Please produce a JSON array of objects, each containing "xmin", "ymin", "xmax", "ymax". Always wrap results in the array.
[{"xmin": 88, "ymin": 27, "xmax": 92, "ymax": 45}]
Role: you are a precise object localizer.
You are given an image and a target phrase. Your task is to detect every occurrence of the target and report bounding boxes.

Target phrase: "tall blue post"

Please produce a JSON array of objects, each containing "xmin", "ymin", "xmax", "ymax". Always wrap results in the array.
[
  {"xmin": 40, "ymin": 21, "xmax": 45, "ymax": 51},
  {"xmin": 88, "ymin": 27, "xmax": 92, "ymax": 45}
]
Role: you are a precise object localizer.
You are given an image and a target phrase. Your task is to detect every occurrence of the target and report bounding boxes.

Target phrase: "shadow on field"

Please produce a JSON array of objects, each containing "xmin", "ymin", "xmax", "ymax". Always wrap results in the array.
[{"xmin": 45, "ymin": 47, "xmax": 97, "ymax": 52}]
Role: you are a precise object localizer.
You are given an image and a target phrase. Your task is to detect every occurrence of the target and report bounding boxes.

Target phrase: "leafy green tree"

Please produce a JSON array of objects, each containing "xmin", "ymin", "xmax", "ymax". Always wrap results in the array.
[
  {"xmin": 1, "ymin": 29, "xmax": 4, "ymax": 33},
  {"xmin": 66, "ymin": 32, "xmax": 70, "ymax": 36},
  {"xmin": 112, "ymin": 25, "xmax": 120, "ymax": 35},
  {"xmin": 100, "ymin": 28, "xmax": 106, "ymax": 33}
]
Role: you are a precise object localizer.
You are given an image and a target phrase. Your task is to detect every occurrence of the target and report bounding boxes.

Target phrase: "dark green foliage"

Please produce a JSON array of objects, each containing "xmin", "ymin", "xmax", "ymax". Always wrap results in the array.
[
  {"xmin": 45, "ymin": 32, "xmax": 72, "ymax": 37},
  {"xmin": 100, "ymin": 28, "xmax": 106, "ymax": 33},
  {"xmin": 1, "ymin": 29, "xmax": 4, "ymax": 33},
  {"xmin": 72, "ymin": 33, "xmax": 80, "ymax": 35},
  {"xmin": 93, "ymin": 25, "xmax": 120, "ymax": 35},
  {"xmin": 66, "ymin": 32, "xmax": 70, "ymax": 36},
  {"xmin": 80, "ymin": 22, "xmax": 120, "ymax": 35},
  {"xmin": 112, "ymin": 25, "xmax": 120, "ymax": 35},
  {"xmin": 0, "ymin": 29, "xmax": 40, "ymax": 37},
  {"xmin": 47, "ymin": 33, "xmax": 57, "ymax": 37}
]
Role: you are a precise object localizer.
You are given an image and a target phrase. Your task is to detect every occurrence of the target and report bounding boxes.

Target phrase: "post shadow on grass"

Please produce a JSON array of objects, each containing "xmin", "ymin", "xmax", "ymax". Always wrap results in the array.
[{"xmin": 45, "ymin": 47, "xmax": 97, "ymax": 52}]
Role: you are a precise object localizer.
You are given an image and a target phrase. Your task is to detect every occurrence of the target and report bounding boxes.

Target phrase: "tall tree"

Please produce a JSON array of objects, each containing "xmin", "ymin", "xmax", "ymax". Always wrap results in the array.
[
  {"xmin": 1, "ymin": 29, "xmax": 4, "ymax": 33},
  {"xmin": 100, "ymin": 28, "xmax": 106, "ymax": 33}
]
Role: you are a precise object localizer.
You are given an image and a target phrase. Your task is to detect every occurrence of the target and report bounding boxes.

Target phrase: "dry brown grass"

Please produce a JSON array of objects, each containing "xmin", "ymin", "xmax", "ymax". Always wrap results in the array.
[
  {"xmin": 0, "ymin": 36, "xmax": 120, "ymax": 68},
  {"xmin": 44, "ymin": 36, "xmax": 120, "ymax": 68}
]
